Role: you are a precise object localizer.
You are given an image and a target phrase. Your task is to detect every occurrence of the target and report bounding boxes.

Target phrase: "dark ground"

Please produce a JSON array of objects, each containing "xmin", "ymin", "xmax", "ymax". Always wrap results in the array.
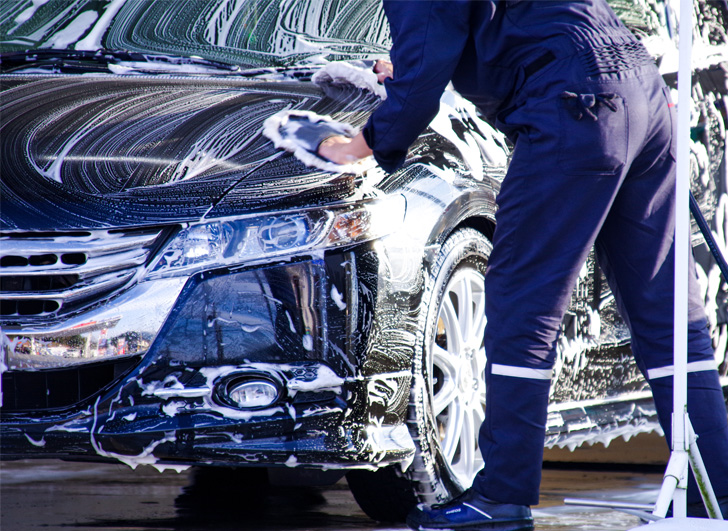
[{"xmin": 0, "ymin": 434, "xmax": 674, "ymax": 531}]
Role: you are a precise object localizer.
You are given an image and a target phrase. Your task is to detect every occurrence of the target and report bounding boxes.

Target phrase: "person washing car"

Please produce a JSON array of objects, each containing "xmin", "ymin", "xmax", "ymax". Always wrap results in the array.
[{"xmin": 319, "ymin": 1, "xmax": 728, "ymax": 529}]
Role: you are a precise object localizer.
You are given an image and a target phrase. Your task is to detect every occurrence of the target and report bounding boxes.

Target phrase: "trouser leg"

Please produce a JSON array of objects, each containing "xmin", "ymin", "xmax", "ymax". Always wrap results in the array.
[
  {"xmin": 595, "ymin": 136, "xmax": 728, "ymax": 502},
  {"xmin": 473, "ymin": 105, "xmax": 630, "ymax": 505},
  {"xmin": 473, "ymin": 70, "xmax": 728, "ymax": 505}
]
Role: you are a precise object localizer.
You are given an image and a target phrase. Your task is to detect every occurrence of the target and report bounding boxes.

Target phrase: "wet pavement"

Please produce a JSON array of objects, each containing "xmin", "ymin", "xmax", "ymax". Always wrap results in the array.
[{"xmin": 0, "ymin": 456, "xmax": 668, "ymax": 531}]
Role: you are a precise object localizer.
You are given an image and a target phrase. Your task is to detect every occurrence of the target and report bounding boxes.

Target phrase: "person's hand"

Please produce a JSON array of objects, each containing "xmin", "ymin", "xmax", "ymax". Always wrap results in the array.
[
  {"xmin": 374, "ymin": 59, "xmax": 393, "ymax": 84},
  {"xmin": 318, "ymin": 132, "xmax": 373, "ymax": 165}
]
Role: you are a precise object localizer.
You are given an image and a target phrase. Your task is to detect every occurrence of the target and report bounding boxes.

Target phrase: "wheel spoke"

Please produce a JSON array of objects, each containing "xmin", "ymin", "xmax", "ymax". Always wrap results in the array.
[
  {"xmin": 474, "ymin": 346, "xmax": 487, "ymax": 382},
  {"xmin": 433, "ymin": 384, "xmax": 458, "ymax": 418},
  {"xmin": 441, "ymin": 297, "xmax": 464, "ymax": 353},
  {"xmin": 473, "ymin": 397, "xmax": 485, "ymax": 428},
  {"xmin": 433, "ymin": 343, "xmax": 459, "ymax": 383},
  {"xmin": 470, "ymin": 291, "xmax": 487, "ymax": 350},
  {"xmin": 442, "ymin": 400, "xmax": 464, "ymax": 461},
  {"xmin": 458, "ymin": 407, "xmax": 477, "ymax": 473},
  {"xmin": 432, "ymin": 344, "xmax": 459, "ymax": 416},
  {"xmin": 454, "ymin": 277, "xmax": 474, "ymax": 342}
]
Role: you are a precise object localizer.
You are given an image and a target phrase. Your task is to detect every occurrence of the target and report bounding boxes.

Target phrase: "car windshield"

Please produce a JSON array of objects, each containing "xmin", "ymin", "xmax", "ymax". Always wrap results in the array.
[{"xmin": 0, "ymin": 0, "xmax": 391, "ymax": 70}]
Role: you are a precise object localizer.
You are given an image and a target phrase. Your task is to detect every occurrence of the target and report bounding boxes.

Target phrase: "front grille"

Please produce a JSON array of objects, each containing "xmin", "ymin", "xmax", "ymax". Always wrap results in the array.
[
  {"xmin": 1, "ymin": 355, "xmax": 141, "ymax": 412},
  {"xmin": 0, "ymin": 228, "xmax": 168, "ymax": 322}
]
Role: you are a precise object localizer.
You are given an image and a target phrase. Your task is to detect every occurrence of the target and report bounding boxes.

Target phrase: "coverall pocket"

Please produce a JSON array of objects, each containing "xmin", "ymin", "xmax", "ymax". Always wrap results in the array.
[{"xmin": 557, "ymin": 91, "xmax": 628, "ymax": 176}]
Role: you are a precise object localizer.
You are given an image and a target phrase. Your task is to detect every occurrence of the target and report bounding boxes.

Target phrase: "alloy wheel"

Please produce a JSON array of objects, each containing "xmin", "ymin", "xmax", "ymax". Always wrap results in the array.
[{"xmin": 429, "ymin": 266, "xmax": 487, "ymax": 487}]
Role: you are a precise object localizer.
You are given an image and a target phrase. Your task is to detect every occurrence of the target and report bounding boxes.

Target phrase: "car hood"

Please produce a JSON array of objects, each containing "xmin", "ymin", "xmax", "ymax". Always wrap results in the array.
[{"xmin": 0, "ymin": 74, "xmax": 371, "ymax": 232}]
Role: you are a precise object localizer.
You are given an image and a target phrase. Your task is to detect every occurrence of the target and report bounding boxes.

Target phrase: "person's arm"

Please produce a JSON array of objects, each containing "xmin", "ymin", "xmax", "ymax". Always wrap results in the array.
[
  {"xmin": 317, "ymin": 61, "xmax": 391, "ymax": 164},
  {"xmin": 320, "ymin": 1, "xmax": 472, "ymax": 172}
]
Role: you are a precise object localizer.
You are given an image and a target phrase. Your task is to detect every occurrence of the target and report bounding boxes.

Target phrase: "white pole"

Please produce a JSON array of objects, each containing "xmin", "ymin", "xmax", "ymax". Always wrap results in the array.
[
  {"xmin": 570, "ymin": 4, "xmax": 723, "ymax": 522},
  {"xmin": 672, "ymin": 0, "xmax": 693, "ymax": 517}
]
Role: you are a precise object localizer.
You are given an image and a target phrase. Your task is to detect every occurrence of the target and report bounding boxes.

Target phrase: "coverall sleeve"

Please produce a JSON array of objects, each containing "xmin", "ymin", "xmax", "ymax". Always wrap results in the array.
[{"xmin": 362, "ymin": 0, "xmax": 472, "ymax": 172}]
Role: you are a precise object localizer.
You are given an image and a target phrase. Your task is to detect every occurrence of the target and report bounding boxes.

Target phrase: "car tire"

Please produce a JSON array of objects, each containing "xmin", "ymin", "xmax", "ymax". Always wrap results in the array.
[{"xmin": 347, "ymin": 227, "xmax": 491, "ymax": 521}]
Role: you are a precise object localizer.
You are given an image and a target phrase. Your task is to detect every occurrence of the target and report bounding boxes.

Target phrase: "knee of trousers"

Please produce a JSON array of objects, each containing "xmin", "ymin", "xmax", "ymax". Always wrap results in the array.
[
  {"xmin": 484, "ymin": 312, "xmax": 563, "ymax": 368},
  {"xmin": 629, "ymin": 314, "xmax": 714, "ymax": 369}
]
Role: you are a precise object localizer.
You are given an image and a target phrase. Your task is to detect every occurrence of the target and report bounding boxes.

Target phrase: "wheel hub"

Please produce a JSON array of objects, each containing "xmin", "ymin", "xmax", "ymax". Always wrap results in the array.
[{"xmin": 457, "ymin": 350, "xmax": 476, "ymax": 398}]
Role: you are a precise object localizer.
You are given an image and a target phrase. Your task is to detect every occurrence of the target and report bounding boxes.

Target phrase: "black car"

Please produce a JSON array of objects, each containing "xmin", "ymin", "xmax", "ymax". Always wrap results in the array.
[{"xmin": 1, "ymin": 0, "xmax": 726, "ymax": 522}]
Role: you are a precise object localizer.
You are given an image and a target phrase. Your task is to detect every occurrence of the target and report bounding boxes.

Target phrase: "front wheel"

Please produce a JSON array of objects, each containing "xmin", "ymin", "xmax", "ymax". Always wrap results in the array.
[
  {"xmin": 348, "ymin": 227, "xmax": 491, "ymax": 521},
  {"xmin": 409, "ymin": 227, "xmax": 491, "ymax": 504}
]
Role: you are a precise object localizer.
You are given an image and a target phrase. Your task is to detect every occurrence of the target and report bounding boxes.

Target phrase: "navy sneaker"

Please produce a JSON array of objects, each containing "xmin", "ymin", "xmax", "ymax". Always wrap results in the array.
[{"xmin": 405, "ymin": 488, "xmax": 534, "ymax": 531}]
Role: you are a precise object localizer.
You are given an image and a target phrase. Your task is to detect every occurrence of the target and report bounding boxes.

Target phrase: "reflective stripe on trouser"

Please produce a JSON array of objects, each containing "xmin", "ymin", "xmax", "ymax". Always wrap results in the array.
[
  {"xmin": 491, "ymin": 364, "xmax": 553, "ymax": 380},
  {"xmin": 647, "ymin": 360, "xmax": 717, "ymax": 380},
  {"xmin": 471, "ymin": 58, "xmax": 727, "ymax": 506}
]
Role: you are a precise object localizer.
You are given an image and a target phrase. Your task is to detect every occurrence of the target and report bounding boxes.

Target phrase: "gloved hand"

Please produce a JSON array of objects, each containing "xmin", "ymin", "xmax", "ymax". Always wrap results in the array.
[
  {"xmin": 278, "ymin": 113, "xmax": 354, "ymax": 155},
  {"xmin": 374, "ymin": 59, "xmax": 393, "ymax": 84},
  {"xmin": 318, "ymin": 132, "xmax": 373, "ymax": 165}
]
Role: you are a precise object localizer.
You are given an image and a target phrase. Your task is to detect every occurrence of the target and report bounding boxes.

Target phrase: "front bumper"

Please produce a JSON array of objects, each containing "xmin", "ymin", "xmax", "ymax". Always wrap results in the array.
[
  {"xmin": 0, "ymin": 362, "xmax": 414, "ymax": 470},
  {"xmin": 1, "ymin": 247, "xmax": 419, "ymax": 470}
]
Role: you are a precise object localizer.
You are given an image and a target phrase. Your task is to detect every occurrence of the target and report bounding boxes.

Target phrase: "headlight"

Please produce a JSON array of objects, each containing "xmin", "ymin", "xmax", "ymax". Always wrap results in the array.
[{"xmin": 147, "ymin": 196, "xmax": 405, "ymax": 279}]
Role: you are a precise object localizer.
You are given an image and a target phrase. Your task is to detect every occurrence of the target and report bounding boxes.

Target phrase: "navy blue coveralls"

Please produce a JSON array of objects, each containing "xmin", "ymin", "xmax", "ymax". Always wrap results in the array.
[{"xmin": 362, "ymin": 0, "xmax": 728, "ymax": 506}]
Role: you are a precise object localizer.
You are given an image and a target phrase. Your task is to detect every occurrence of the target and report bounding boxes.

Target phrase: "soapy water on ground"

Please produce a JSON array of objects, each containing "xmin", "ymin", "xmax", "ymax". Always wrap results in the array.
[{"xmin": 0, "ymin": 458, "xmax": 673, "ymax": 530}]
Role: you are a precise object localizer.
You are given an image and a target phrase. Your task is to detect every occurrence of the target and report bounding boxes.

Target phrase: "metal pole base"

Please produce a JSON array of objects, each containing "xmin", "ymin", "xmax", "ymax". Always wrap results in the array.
[
  {"xmin": 652, "ymin": 414, "xmax": 723, "ymax": 520},
  {"xmin": 565, "ymin": 413, "xmax": 724, "ymax": 522}
]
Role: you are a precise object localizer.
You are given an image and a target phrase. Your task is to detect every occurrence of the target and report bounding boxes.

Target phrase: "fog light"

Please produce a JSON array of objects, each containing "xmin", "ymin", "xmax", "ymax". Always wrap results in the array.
[{"xmin": 228, "ymin": 380, "xmax": 279, "ymax": 409}]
